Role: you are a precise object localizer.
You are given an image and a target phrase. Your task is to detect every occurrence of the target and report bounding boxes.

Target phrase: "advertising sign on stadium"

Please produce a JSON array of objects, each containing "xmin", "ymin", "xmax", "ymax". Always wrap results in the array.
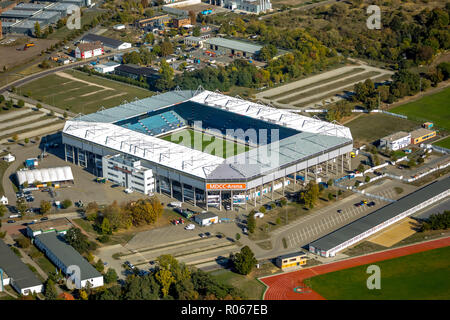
[{"xmin": 206, "ymin": 183, "xmax": 246, "ymax": 190}]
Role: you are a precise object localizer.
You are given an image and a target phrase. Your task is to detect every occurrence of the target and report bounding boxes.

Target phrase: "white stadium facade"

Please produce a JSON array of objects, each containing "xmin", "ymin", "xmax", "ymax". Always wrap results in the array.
[{"xmin": 61, "ymin": 89, "xmax": 353, "ymax": 210}]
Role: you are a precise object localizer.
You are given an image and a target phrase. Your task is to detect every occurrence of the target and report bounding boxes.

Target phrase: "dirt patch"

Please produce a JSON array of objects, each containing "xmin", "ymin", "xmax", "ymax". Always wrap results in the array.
[
  {"xmin": 368, "ymin": 218, "xmax": 418, "ymax": 247},
  {"xmin": 0, "ymin": 37, "xmax": 58, "ymax": 70},
  {"xmin": 55, "ymin": 71, "xmax": 114, "ymax": 90}
]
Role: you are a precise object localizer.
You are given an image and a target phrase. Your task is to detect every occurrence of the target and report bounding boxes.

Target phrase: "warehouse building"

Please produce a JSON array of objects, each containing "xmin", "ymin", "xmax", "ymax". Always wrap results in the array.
[
  {"xmin": 34, "ymin": 232, "xmax": 104, "ymax": 289},
  {"xmin": 309, "ymin": 177, "xmax": 450, "ymax": 257},
  {"xmin": 75, "ymin": 41, "xmax": 103, "ymax": 59},
  {"xmin": 102, "ymin": 154, "xmax": 155, "ymax": 194},
  {"xmin": 410, "ymin": 128, "xmax": 436, "ymax": 145},
  {"xmin": 16, "ymin": 166, "xmax": 74, "ymax": 187},
  {"xmin": 45, "ymin": 2, "xmax": 76, "ymax": 15},
  {"xmin": 0, "ymin": 9, "xmax": 38, "ymax": 21},
  {"xmin": 0, "ymin": 239, "xmax": 43, "ymax": 295},
  {"xmin": 9, "ymin": 19, "xmax": 47, "ymax": 35},
  {"xmin": 27, "ymin": 218, "xmax": 73, "ymax": 238},
  {"xmin": 379, "ymin": 131, "xmax": 411, "ymax": 151},
  {"xmin": 209, "ymin": 0, "xmax": 272, "ymax": 13},
  {"xmin": 194, "ymin": 212, "xmax": 219, "ymax": 226},
  {"xmin": 94, "ymin": 61, "xmax": 121, "ymax": 73},
  {"xmin": 115, "ymin": 63, "xmax": 161, "ymax": 82},
  {"xmin": 81, "ymin": 33, "xmax": 131, "ymax": 50},
  {"xmin": 14, "ymin": 3, "xmax": 51, "ymax": 11},
  {"xmin": 204, "ymin": 37, "xmax": 263, "ymax": 59},
  {"xmin": 29, "ymin": 11, "xmax": 61, "ymax": 25}
]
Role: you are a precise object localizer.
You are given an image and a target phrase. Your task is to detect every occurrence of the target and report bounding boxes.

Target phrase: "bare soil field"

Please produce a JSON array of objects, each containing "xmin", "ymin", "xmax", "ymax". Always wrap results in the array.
[{"xmin": 0, "ymin": 37, "xmax": 58, "ymax": 70}]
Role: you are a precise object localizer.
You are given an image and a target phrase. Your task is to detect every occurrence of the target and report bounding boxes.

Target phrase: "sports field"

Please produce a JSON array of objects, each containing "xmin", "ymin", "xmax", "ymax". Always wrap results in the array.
[
  {"xmin": 346, "ymin": 113, "xmax": 420, "ymax": 144},
  {"xmin": 160, "ymin": 128, "xmax": 250, "ymax": 158},
  {"xmin": 308, "ymin": 246, "xmax": 450, "ymax": 300},
  {"xmin": 433, "ymin": 136, "xmax": 450, "ymax": 149},
  {"xmin": 19, "ymin": 70, "xmax": 152, "ymax": 114},
  {"xmin": 390, "ymin": 87, "xmax": 450, "ymax": 130}
]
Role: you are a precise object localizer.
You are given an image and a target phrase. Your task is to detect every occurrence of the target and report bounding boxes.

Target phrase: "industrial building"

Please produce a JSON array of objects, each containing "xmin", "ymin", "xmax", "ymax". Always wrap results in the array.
[
  {"xmin": 410, "ymin": 128, "xmax": 436, "ymax": 145},
  {"xmin": 208, "ymin": 0, "xmax": 272, "ymax": 14},
  {"xmin": 172, "ymin": 16, "xmax": 191, "ymax": 28},
  {"xmin": 0, "ymin": 239, "xmax": 43, "ymax": 295},
  {"xmin": 27, "ymin": 218, "xmax": 73, "ymax": 238},
  {"xmin": 94, "ymin": 61, "xmax": 120, "ymax": 73},
  {"xmin": 81, "ymin": 33, "xmax": 132, "ymax": 50},
  {"xmin": 62, "ymin": 89, "xmax": 353, "ymax": 211},
  {"xmin": 29, "ymin": 11, "xmax": 61, "ymax": 25},
  {"xmin": 115, "ymin": 63, "xmax": 161, "ymax": 82},
  {"xmin": 33, "ymin": 232, "xmax": 104, "ymax": 289},
  {"xmin": 309, "ymin": 177, "xmax": 450, "ymax": 257},
  {"xmin": 379, "ymin": 131, "xmax": 411, "ymax": 151},
  {"xmin": 204, "ymin": 37, "xmax": 263, "ymax": 59},
  {"xmin": 136, "ymin": 13, "xmax": 171, "ymax": 29},
  {"xmin": 75, "ymin": 41, "xmax": 103, "ymax": 59},
  {"xmin": 8, "ymin": 19, "xmax": 47, "ymax": 35}
]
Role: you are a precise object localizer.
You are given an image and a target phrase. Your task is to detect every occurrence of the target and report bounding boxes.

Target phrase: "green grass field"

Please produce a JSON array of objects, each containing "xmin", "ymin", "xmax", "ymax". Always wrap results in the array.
[
  {"xmin": 308, "ymin": 246, "xmax": 450, "ymax": 300},
  {"xmin": 160, "ymin": 128, "xmax": 250, "ymax": 158},
  {"xmin": 433, "ymin": 136, "xmax": 450, "ymax": 149},
  {"xmin": 19, "ymin": 70, "xmax": 152, "ymax": 114},
  {"xmin": 346, "ymin": 113, "xmax": 420, "ymax": 144},
  {"xmin": 390, "ymin": 87, "xmax": 450, "ymax": 130},
  {"xmin": 209, "ymin": 269, "xmax": 266, "ymax": 300}
]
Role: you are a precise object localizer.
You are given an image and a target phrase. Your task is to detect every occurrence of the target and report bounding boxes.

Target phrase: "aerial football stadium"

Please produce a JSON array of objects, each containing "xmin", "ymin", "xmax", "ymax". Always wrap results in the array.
[{"xmin": 62, "ymin": 89, "xmax": 353, "ymax": 210}]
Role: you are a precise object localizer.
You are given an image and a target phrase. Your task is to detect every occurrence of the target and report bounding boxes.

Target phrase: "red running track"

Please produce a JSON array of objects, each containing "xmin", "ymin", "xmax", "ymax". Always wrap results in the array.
[{"xmin": 260, "ymin": 236, "xmax": 450, "ymax": 300}]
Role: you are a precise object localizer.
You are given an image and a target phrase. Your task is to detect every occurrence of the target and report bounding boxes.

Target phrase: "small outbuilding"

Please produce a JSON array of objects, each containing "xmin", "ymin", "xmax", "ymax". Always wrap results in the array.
[
  {"xmin": 0, "ymin": 195, "xmax": 8, "ymax": 205},
  {"xmin": 194, "ymin": 212, "xmax": 219, "ymax": 226}
]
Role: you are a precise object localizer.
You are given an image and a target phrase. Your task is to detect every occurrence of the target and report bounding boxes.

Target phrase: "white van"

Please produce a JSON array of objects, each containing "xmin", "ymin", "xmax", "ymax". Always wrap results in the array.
[{"xmin": 9, "ymin": 214, "xmax": 21, "ymax": 218}]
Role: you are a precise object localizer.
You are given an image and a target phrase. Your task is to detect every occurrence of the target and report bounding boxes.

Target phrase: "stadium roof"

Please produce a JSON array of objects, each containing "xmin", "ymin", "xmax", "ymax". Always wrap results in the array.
[
  {"xmin": 35, "ymin": 232, "xmax": 102, "ymax": 281},
  {"xmin": 64, "ymin": 90, "xmax": 352, "ymax": 180},
  {"xmin": 310, "ymin": 177, "xmax": 450, "ymax": 252},
  {"xmin": 0, "ymin": 239, "xmax": 43, "ymax": 291},
  {"xmin": 16, "ymin": 166, "xmax": 74, "ymax": 185},
  {"xmin": 204, "ymin": 37, "xmax": 263, "ymax": 54}
]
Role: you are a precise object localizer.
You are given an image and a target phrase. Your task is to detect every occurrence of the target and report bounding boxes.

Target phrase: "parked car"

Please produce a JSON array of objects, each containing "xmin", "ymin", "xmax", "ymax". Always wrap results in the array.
[
  {"xmin": 243, "ymin": 227, "xmax": 248, "ymax": 235},
  {"xmin": 185, "ymin": 224, "xmax": 195, "ymax": 230},
  {"xmin": 205, "ymin": 232, "xmax": 211, "ymax": 237},
  {"xmin": 368, "ymin": 201, "xmax": 376, "ymax": 207},
  {"xmin": 199, "ymin": 233, "xmax": 206, "ymax": 238},
  {"xmin": 7, "ymin": 220, "xmax": 15, "ymax": 223},
  {"xmin": 337, "ymin": 209, "xmax": 343, "ymax": 213},
  {"xmin": 40, "ymin": 217, "xmax": 49, "ymax": 221}
]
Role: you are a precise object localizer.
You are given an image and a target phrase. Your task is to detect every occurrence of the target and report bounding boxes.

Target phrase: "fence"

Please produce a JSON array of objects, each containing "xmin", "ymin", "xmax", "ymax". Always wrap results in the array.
[{"xmin": 430, "ymin": 145, "xmax": 450, "ymax": 154}]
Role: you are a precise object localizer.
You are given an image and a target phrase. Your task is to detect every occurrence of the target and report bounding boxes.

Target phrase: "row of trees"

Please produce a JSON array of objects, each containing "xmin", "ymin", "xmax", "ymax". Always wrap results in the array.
[
  {"xmin": 85, "ymin": 197, "xmax": 163, "ymax": 235},
  {"xmin": 421, "ymin": 211, "xmax": 450, "ymax": 231},
  {"xmin": 92, "ymin": 254, "xmax": 244, "ymax": 300}
]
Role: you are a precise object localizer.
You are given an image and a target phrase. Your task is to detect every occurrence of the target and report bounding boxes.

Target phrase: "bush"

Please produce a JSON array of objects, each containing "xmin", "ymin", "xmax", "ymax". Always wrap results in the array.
[
  {"xmin": 97, "ymin": 235, "xmax": 110, "ymax": 243},
  {"xmin": 235, "ymin": 233, "xmax": 240, "ymax": 241},
  {"xmin": 17, "ymin": 235, "xmax": 31, "ymax": 248},
  {"xmin": 259, "ymin": 206, "xmax": 266, "ymax": 214},
  {"xmin": 61, "ymin": 199, "xmax": 72, "ymax": 209},
  {"xmin": 247, "ymin": 214, "xmax": 256, "ymax": 234}
]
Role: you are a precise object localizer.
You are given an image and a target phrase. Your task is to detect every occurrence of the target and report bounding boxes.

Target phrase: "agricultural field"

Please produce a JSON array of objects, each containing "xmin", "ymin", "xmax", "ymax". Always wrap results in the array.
[
  {"xmin": 346, "ymin": 113, "xmax": 420, "ymax": 146},
  {"xmin": 256, "ymin": 65, "xmax": 393, "ymax": 110},
  {"xmin": 160, "ymin": 128, "xmax": 250, "ymax": 158},
  {"xmin": 308, "ymin": 246, "xmax": 450, "ymax": 300},
  {"xmin": 390, "ymin": 87, "xmax": 450, "ymax": 131},
  {"xmin": 18, "ymin": 70, "xmax": 153, "ymax": 114}
]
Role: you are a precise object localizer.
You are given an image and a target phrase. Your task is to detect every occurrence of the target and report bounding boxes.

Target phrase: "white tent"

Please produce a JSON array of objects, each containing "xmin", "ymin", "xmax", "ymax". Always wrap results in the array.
[
  {"xmin": 16, "ymin": 167, "xmax": 74, "ymax": 186},
  {"xmin": 3, "ymin": 154, "xmax": 15, "ymax": 162},
  {"xmin": 0, "ymin": 196, "xmax": 8, "ymax": 205}
]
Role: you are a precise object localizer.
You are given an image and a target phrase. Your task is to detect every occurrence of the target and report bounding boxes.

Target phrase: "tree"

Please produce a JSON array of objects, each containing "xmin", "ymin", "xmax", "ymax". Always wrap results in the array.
[
  {"xmin": 235, "ymin": 233, "xmax": 240, "ymax": 240},
  {"xmin": 12, "ymin": 134, "xmax": 19, "ymax": 142},
  {"xmin": 247, "ymin": 214, "xmax": 256, "ymax": 234},
  {"xmin": 355, "ymin": 181, "xmax": 360, "ymax": 187},
  {"xmin": 327, "ymin": 179, "xmax": 333, "ymax": 187},
  {"xmin": 192, "ymin": 26, "xmax": 201, "ymax": 37},
  {"xmin": 155, "ymin": 268, "xmax": 175, "ymax": 297},
  {"xmin": 188, "ymin": 10, "xmax": 196, "ymax": 25},
  {"xmin": 17, "ymin": 99, "xmax": 25, "ymax": 108},
  {"xmin": 155, "ymin": 60, "xmax": 174, "ymax": 91},
  {"xmin": 144, "ymin": 32, "xmax": 155, "ymax": 45},
  {"xmin": 104, "ymin": 268, "xmax": 118, "ymax": 284},
  {"xmin": 302, "ymin": 181, "xmax": 320, "ymax": 209},
  {"xmin": 44, "ymin": 279, "xmax": 57, "ymax": 300},
  {"xmin": 16, "ymin": 198, "xmax": 28, "ymax": 215},
  {"xmin": 63, "ymin": 111, "xmax": 68, "ymax": 119},
  {"xmin": 365, "ymin": 176, "xmax": 371, "ymax": 183},
  {"xmin": 357, "ymin": 163, "xmax": 364, "ymax": 172},
  {"xmin": 65, "ymin": 227, "xmax": 96, "ymax": 255},
  {"xmin": 34, "ymin": 21, "xmax": 41, "ymax": 38},
  {"xmin": 61, "ymin": 199, "xmax": 72, "ymax": 209},
  {"xmin": 0, "ymin": 204, "xmax": 7, "ymax": 217},
  {"xmin": 17, "ymin": 235, "xmax": 31, "ymax": 248},
  {"xmin": 24, "ymin": 138, "xmax": 29, "ymax": 144},
  {"xmin": 36, "ymin": 103, "xmax": 42, "ymax": 109},
  {"xmin": 94, "ymin": 259, "xmax": 105, "ymax": 273},
  {"xmin": 231, "ymin": 246, "xmax": 257, "ymax": 275},
  {"xmin": 40, "ymin": 200, "xmax": 51, "ymax": 214},
  {"xmin": 101, "ymin": 217, "xmax": 112, "ymax": 235},
  {"xmin": 259, "ymin": 206, "xmax": 266, "ymax": 214},
  {"xmin": 160, "ymin": 40, "xmax": 173, "ymax": 57},
  {"xmin": 327, "ymin": 192, "xmax": 334, "ymax": 201},
  {"xmin": 408, "ymin": 158, "xmax": 416, "ymax": 168}
]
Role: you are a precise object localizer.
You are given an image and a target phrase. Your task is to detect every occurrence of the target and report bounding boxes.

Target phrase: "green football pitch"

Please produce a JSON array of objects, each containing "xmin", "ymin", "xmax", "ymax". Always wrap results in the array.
[
  {"xmin": 160, "ymin": 128, "xmax": 250, "ymax": 158},
  {"xmin": 390, "ymin": 87, "xmax": 450, "ymax": 131},
  {"xmin": 308, "ymin": 246, "xmax": 450, "ymax": 300}
]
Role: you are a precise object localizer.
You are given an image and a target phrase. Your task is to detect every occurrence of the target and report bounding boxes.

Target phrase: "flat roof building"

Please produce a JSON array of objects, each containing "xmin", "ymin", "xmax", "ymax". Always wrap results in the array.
[
  {"xmin": 9, "ymin": 19, "xmax": 48, "ymax": 35},
  {"xmin": 81, "ymin": 33, "xmax": 131, "ymax": 50},
  {"xmin": 1, "ymin": 9, "xmax": 38, "ymax": 20},
  {"xmin": 379, "ymin": 131, "xmax": 411, "ymax": 151},
  {"xmin": 276, "ymin": 251, "xmax": 307, "ymax": 270},
  {"xmin": 194, "ymin": 212, "xmax": 219, "ymax": 226},
  {"xmin": 34, "ymin": 232, "xmax": 104, "ymax": 289},
  {"xmin": 0, "ymin": 239, "xmax": 43, "ymax": 295},
  {"xmin": 115, "ymin": 63, "xmax": 161, "ymax": 81},
  {"xmin": 410, "ymin": 128, "xmax": 436, "ymax": 145},
  {"xmin": 29, "ymin": 11, "xmax": 61, "ymax": 24},
  {"xmin": 309, "ymin": 177, "xmax": 450, "ymax": 257},
  {"xmin": 27, "ymin": 218, "xmax": 73, "ymax": 238}
]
